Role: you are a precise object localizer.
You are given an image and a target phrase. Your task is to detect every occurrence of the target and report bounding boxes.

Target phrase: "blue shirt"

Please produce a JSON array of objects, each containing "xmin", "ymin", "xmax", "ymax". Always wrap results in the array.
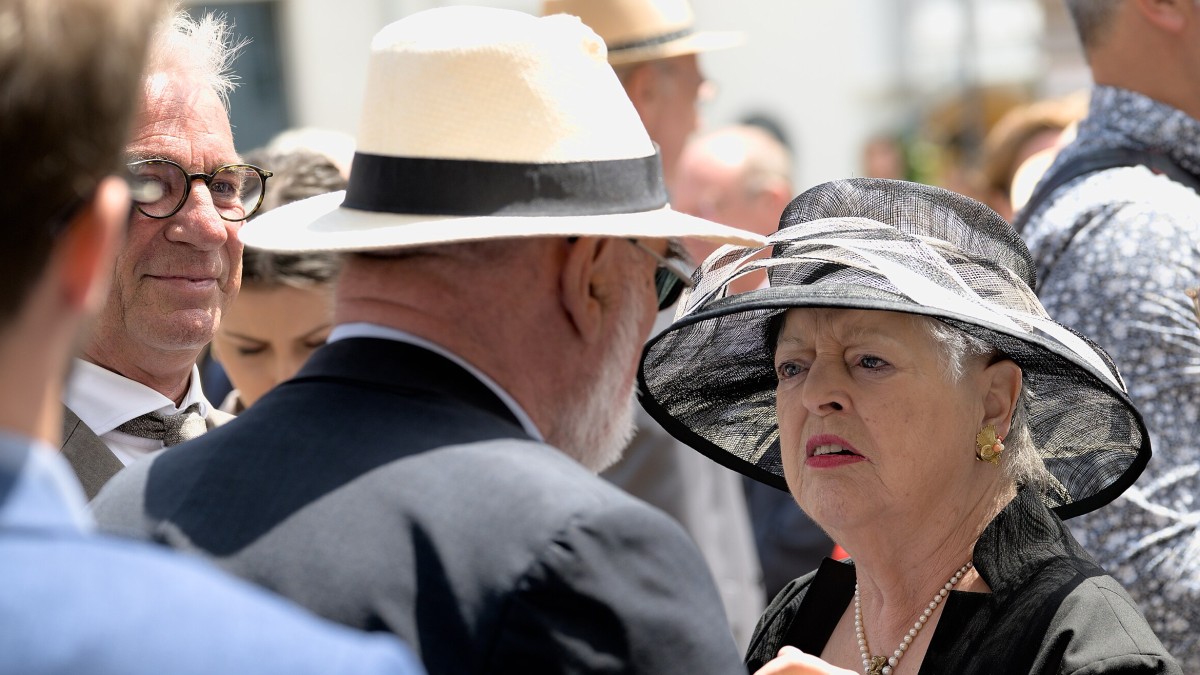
[{"xmin": 0, "ymin": 431, "xmax": 424, "ymax": 675}]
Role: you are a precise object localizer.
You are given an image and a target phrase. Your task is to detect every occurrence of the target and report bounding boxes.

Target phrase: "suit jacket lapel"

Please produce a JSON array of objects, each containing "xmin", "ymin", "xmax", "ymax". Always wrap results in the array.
[{"xmin": 60, "ymin": 406, "xmax": 125, "ymax": 500}]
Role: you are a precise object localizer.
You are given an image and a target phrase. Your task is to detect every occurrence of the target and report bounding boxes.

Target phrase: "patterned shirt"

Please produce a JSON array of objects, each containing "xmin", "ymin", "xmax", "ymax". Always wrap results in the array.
[{"xmin": 1021, "ymin": 85, "xmax": 1200, "ymax": 669}]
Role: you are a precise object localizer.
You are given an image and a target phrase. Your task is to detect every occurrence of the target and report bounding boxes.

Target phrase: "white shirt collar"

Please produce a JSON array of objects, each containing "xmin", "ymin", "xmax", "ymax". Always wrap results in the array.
[
  {"xmin": 63, "ymin": 359, "xmax": 212, "ymax": 435},
  {"xmin": 328, "ymin": 322, "xmax": 544, "ymax": 441}
]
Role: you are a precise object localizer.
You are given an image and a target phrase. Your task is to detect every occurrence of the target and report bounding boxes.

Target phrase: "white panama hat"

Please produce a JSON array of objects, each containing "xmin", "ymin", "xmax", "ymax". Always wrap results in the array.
[
  {"xmin": 541, "ymin": 0, "xmax": 742, "ymax": 66},
  {"xmin": 240, "ymin": 6, "xmax": 762, "ymax": 254}
]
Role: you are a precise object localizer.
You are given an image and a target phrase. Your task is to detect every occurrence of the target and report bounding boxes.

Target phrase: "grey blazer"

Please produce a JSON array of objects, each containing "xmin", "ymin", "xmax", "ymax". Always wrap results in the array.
[{"xmin": 61, "ymin": 405, "xmax": 232, "ymax": 500}]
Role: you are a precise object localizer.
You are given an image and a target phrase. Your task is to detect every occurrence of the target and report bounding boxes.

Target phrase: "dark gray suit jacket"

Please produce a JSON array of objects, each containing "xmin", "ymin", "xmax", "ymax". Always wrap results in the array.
[
  {"xmin": 93, "ymin": 338, "xmax": 744, "ymax": 674},
  {"xmin": 61, "ymin": 405, "xmax": 231, "ymax": 500}
]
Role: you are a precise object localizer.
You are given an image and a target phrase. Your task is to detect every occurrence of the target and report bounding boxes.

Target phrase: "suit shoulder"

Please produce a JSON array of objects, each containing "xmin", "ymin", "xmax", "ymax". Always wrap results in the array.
[{"xmin": 443, "ymin": 439, "xmax": 694, "ymax": 537}]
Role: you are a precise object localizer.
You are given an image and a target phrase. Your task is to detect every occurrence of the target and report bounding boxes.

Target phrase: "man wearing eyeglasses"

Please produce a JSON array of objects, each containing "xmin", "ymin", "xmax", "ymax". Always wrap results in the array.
[{"xmin": 59, "ymin": 11, "xmax": 271, "ymax": 499}]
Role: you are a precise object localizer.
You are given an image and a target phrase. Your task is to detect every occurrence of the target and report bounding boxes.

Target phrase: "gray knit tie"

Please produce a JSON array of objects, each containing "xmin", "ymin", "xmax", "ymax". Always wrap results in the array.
[{"xmin": 115, "ymin": 403, "xmax": 206, "ymax": 446}]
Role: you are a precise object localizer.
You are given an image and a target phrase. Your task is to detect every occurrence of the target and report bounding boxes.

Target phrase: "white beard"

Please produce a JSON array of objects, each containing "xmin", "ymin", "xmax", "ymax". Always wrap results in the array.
[{"xmin": 552, "ymin": 289, "xmax": 643, "ymax": 473}]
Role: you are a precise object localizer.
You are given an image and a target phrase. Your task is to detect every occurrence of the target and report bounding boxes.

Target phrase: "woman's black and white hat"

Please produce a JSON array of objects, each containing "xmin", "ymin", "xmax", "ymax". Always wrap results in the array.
[{"xmin": 638, "ymin": 178, "xmax": 1149, "ymax": 519}]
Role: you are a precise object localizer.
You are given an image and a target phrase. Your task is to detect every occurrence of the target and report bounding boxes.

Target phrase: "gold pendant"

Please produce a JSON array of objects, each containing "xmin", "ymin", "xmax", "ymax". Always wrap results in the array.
[{"xmin": 867, "ymin": 655, "xmax": 887, "ymax": 675}]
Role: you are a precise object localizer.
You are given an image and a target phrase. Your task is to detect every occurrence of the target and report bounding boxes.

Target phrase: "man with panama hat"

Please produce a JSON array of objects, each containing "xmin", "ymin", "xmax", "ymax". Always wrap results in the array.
[
  {"xmin": 543, "ymin": 0, "xmax": 765, "ymax": 647},
  {"xmin": 543, "ymin": 0, "xmax": 740, "ymax": 185},
  {"xmin": 93, "ymin": 6, "xmax": 762, "ymax": 673}
]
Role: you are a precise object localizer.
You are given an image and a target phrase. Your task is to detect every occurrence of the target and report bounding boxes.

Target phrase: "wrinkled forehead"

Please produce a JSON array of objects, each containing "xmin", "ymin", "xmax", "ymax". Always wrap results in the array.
[
  {"xmin": 127, "ymin": 73, "xmax": 237, "ymax": 168},
  {"xmin": 774, "ymin": 307, "xmax": 929, "ymax": 345}
]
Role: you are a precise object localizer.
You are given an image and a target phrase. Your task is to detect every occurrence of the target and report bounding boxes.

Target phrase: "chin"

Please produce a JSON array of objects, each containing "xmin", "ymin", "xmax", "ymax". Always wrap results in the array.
[{"xmin": 145, "ymin": 310, "xmax": 220, "ymax": 352}]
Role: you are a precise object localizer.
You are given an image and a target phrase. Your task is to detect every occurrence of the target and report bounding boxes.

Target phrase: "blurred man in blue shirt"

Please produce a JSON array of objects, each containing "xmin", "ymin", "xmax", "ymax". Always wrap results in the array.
[{"xmin": 0, "ymin": 1, "xmax": 422, "ymax": 672}]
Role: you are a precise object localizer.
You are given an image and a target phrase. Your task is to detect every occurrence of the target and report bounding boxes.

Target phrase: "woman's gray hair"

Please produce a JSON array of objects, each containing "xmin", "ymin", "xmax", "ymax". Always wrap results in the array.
[
  {"xmin": 239, "ymin": 146, "xmax": 348, "ymax": 289},
  {"xmin": 147, "ymin": 7, "xmax": 245, "ymax": 110},
  {"xmin": 920, "ymin": 317, "xmax": 1050, "ymax": 494}
]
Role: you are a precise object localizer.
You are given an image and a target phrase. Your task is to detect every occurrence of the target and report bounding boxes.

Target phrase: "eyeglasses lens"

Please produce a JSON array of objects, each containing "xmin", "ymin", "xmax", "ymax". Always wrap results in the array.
[
  {"xmin": 129, "ymin": 161, "xmax": 182, "ymax": 218},
  {"xmin": 128, "ymin": 161, "xmax": 265, "ymax": 221},
  {"xmin": 656, "ymin": 268, "xmax": 684, "ymax": 311},
  {"xmin": 211, "ymin": 165, "xmax": 263, "ymax": 221}
]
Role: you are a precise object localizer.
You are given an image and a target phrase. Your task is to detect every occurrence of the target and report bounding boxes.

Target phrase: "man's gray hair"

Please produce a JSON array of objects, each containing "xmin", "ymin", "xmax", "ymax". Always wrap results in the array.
[
  {"xmin": 147, "ymin": 7, "xmax": 244, "ymax": 110},
  {"xmin": 1063, "ymin": 0, "xmax": 1123, "ymax": 50},
  {"xmin": 921, "ymin": 317, "xmax": 1051, "ymax": 494}
]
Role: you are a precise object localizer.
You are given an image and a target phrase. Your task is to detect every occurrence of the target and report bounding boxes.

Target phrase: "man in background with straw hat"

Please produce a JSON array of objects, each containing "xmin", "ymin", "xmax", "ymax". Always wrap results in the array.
[
  {"xmin": 94, "ymin": 6, "xmax": 762, "ymax": 673},
  {"xmin": 543, "ymin": 0, "xmax": 740, "ymax": 186},
  {"xmin": 0, "ymin": 0, "xmax": 424, "ymax": 671},
  {"xmin": 542, "ymin": 0, "xmax": 765, "ymax": 647}
]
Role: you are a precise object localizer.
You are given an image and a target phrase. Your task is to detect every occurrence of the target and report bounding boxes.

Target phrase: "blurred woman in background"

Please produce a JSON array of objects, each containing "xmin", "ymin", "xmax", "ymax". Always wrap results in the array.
[{"xmin": 210, "ymin": 147, "xmax": 345, "ymax": 412}]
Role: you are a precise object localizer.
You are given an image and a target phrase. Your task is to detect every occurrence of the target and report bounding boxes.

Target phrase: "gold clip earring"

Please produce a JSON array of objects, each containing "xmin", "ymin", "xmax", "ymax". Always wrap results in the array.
[{"xmin": 976, "ymin": 424, "xmax": 1003, "ymax": 465}]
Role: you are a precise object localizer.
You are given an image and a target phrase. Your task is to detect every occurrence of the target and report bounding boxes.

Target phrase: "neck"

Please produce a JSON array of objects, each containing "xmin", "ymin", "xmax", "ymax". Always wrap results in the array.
[
  {"xmin": 1090, "ymin": 21, "xmax": 1200, "ymax": 121},
  {"xmin": 842, "ymin": 482, "xmax": 1013, "ymax": 645},
  {"xmin": 335, "ymin": 250, "xmax": 575, "ymax": 444},
  {"xmin": 79, "ymin": 339, "xmax": 196, "ymax": 405},
  {"xmin": 0, "ymin": 320, "xmax": 76, "ymax": 448}
]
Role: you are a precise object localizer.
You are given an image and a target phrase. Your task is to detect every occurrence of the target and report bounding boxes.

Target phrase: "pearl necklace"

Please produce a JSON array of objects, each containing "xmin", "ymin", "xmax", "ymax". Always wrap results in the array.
[{"xmin": 853, "ymin": 561, "xmax": 972, "ymax": 675}]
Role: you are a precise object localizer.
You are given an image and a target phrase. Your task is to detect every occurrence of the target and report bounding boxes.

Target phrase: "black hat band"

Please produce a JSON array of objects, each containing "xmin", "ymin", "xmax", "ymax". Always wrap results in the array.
[{"xmin": 344, "ymin": 152, "xmax": 667, "ymax": 217}]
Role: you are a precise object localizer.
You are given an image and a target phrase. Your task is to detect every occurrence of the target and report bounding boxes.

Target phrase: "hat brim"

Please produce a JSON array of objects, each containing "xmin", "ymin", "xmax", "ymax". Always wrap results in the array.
[
  {"xmin": 239, "ymin": 190, "xmax": 765, "ymax": 252},
  {"xmin": 638, "ymin": 284, "xmax": 1151, "ymax": 521},
  {"xmin": 607, "ymin": 29, "xmax": 743, "ymax": 65}
]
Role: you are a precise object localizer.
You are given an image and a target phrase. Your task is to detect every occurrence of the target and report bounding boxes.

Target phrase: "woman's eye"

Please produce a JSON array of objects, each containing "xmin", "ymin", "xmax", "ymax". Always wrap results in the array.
[
  {"xmin": 776, "ymin": 361, "xmax": 804, "ymax": 380},
  {"xmin": 858, "ymin": 355, "xmax": 887, "ymax": 369},
  {"xmin": 236, "ymin": 345, "xmax": 267, "ymax": 356}
]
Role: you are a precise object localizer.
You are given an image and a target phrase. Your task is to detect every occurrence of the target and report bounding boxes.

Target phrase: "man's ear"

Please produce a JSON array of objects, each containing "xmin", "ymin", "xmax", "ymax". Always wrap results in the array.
[
  {"xmin": 622, "ymin": 63, "xmax": 661, "ymax": 124},
  {"xmin": 54, "ymin": 176, "xmax": 127, "ymax": 313},
  {"xmin": 559, "ymin": 237, "xmax": 621, "ymax": 345},
  {"xmin": 981, "ymin": 359, "xmax": 1023, "ymax": 437},
  {"xmin": 1134, "ymin": 0, "xmax": 1189, "ymax": 33}
]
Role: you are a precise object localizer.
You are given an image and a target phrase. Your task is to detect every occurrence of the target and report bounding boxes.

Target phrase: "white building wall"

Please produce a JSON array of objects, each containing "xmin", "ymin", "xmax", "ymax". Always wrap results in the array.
[{"xmin": 241, "ymin": 0, "xmax": 1049, "ymax": 191}]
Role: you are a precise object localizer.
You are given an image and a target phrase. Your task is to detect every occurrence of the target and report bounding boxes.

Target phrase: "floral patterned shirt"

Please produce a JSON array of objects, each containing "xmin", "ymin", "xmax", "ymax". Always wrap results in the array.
[{"xmin": 1021, "ymin": 85, "xmax": 1200, "ymax": 669}]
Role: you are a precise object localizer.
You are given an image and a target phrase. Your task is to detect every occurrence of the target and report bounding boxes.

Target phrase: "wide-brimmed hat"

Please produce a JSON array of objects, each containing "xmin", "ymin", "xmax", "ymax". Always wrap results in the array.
[
  {"xmin": 638, "ymin": 178, "xmax": 1149, "ymax": 520},
  {"xmin": 541, "ymin": 0, "xmax": 741, "ymax": 66},
  {"xmin": 240, "ymin": 6, "xmax": 762, "ymax": 254}
]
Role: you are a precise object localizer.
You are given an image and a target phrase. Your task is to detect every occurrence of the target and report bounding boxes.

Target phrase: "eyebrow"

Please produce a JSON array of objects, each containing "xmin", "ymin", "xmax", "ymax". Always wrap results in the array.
[
  {"xmin": 125, "ymin": 151, "xmax": 246, "ymax": 168},
  {"xmin": 223, "ymin": 324, "xmax": 333, "ymax": 343},
  {"xmin": 126, "ymin": 151, "xmax": 168, "ymax": 162}
]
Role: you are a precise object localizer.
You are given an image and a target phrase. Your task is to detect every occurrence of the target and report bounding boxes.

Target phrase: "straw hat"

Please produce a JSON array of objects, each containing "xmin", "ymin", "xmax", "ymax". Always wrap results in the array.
[
  {"xmin": 240, "ymin": 6, "xmax": 762, "ymax": 254},
  {"xmin": 541, "ymin": 0, "xmax": 741, "ymax": 66},
  {"xmin": 638, "ymin": 179, "xmax": 1149, "ymax": 520}
]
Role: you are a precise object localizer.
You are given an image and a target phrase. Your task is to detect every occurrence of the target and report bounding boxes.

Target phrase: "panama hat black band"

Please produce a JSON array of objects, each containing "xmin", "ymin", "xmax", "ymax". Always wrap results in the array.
[
  {"xmin": 345, "ymin": 151, "xmax": 667, "ymax": 217},
  {"xmin": 607, "ymin": 26, "xmax": 693, "ymax": 53}
]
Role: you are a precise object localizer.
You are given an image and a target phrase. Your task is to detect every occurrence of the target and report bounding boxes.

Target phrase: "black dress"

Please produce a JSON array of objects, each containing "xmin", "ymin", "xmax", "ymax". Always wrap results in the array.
[{"xmin": 745, "ymin": 489, "xmax": 1181, "ymax": 674}]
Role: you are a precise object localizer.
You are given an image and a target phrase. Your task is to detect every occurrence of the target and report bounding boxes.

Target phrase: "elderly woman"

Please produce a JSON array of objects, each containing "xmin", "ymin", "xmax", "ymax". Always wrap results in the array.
[
  {"xmin": 210, "ymin": 147, "xmax": 344, "ymax": 412},
  {"xmin": 639, "ymin": 179, "xmax": 1179, "ymax": 674}
]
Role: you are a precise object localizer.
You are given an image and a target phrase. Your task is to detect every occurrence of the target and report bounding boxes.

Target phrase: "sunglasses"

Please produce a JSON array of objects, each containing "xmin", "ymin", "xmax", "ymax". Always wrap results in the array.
[{"xmin": 626, "ymin": 238, "xmax": 694, "ymax": 311}]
